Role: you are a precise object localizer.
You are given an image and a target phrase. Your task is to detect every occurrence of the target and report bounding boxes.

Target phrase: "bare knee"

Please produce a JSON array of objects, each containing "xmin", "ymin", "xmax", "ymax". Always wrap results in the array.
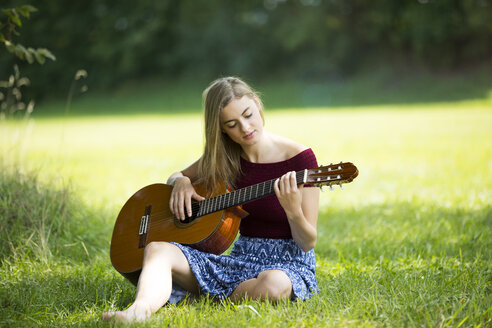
[
  {"xmin": 144, "ymin": 241, "xmax": 179, "ymax": 265},
  {"xmin": 144, "ymin": 241, "xmax": 168, "ymax": 255},
  {"xmin": 255, "ymin": 270, "xmax": 293, "ymax": 301}
]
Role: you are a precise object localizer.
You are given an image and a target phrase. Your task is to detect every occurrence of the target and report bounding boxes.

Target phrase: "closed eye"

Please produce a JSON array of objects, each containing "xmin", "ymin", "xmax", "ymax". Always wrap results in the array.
[{"xmin": 224, "ymin": 109, "xmax": 252, "ymax": 129}]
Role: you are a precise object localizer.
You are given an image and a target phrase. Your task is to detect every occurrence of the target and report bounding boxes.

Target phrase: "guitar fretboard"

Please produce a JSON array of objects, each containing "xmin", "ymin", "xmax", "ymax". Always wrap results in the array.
[{"xmin": 193, "ymin": 170, "xmax": 305, "ymax": 218}]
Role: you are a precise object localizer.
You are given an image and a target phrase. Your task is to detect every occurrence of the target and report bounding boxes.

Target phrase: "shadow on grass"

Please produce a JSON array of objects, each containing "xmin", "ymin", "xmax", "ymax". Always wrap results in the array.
[
  {"xmin": 32, "ymin": 64, "xmax": 492, "ymax": 118},
  {"xmin": 312, "ymin": 201, "xmax": 492, "ymax": 326},
  {"xmin": 313, "ymin": 251, "xmax": 491, "ymax": 326}
]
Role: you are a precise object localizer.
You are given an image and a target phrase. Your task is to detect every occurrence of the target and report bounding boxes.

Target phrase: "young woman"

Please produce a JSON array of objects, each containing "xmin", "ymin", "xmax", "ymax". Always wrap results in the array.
[{"xmin": 102, "ymin": 77, "xmax": 320, "ymax": 323}]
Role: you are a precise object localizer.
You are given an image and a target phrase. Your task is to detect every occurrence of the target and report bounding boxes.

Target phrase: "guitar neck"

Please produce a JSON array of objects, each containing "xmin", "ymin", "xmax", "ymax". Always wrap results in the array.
[{"xmin": 195, "ymin": 170, "xmax": 306, "ymax": 218}]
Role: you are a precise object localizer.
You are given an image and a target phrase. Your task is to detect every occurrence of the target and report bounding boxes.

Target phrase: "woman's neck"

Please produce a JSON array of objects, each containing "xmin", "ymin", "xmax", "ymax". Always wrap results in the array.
[{"xmin": 241, "ymin": 131, "xmax": 279, "ymax": 163}]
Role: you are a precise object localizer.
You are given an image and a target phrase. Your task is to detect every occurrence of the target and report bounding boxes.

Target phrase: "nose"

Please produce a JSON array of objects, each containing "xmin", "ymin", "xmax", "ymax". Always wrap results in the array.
[{"xmin": 239, "ymin": 120, "xmax": 250, "ymax": 133}]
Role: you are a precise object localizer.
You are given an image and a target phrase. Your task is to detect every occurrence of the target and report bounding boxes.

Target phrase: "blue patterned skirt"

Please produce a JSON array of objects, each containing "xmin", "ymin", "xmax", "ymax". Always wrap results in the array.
[{"xmin": 168, "ymin": 236, "xmax": 318, "ymax": 303}]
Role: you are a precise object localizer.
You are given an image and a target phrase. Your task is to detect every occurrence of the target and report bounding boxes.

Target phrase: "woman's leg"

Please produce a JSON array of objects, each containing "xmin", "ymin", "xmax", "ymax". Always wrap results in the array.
[
  {"xmin": 102, "ymin": 242, "xmax": 199, "ymax": 323},
  {"xmin": 229, "ymin": 269, "xmax": 293, "ymax": 302}
]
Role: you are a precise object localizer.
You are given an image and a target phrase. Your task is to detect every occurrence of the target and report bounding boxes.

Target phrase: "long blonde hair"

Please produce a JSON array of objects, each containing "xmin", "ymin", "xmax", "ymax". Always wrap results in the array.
[{"xmin": 197, "ymin": 77, "xmax": 264, "ymax": 195}]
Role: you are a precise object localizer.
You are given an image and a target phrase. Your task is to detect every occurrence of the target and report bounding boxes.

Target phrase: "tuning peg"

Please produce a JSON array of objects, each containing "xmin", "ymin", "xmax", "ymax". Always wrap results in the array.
[
  {"xmin": 339, "ymin": 183, "xmax": 344, "ymax": 190},
  {"xmin": 329, "ymin": 185, "xmax": 335, "ymax": 191},
  {"xmin": 320, "ymin": 186, "xmax": 325, "ymax": 192}
]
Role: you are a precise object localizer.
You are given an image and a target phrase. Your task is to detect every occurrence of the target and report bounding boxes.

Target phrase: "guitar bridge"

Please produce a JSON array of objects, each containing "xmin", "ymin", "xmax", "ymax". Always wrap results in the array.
[{"xmin": 138, "ymin": 205, "xmax": 152, "ymax": 248}]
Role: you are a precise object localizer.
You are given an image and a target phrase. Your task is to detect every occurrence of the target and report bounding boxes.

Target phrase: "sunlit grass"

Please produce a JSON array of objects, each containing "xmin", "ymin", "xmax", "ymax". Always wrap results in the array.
[
  {"xmin": 1, "ymin": 97, "xmax": 491, "ymax": 327},
  {"xmin": 2, "ymin": 100, "xmax": 491, "ymax": 210}
]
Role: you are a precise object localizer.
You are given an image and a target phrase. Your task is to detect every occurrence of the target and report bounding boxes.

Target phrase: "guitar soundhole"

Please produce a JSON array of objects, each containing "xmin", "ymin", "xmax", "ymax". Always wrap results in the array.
[{"xmin": 173, "ymin": 212, "xmax": 199, "ymax": 228}]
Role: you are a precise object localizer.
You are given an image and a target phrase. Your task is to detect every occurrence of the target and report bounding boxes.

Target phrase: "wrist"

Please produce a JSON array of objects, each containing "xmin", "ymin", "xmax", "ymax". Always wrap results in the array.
[
  {"xmin": 168, "ymin": 173, "xmax": 189, "ymax": 186},
  {"xmin": 174, "ymin": 176, "xmax": 190, "ymax": 185},
  {"xmin": 285, "ymin": 208, "xmax": 303, "ymax": 221}
]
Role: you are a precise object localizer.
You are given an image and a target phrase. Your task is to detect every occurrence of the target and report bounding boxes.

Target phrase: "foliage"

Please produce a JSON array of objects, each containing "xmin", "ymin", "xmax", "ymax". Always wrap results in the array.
[
  {"xmin": 0, "ymin": 64, "xmax": 34, "ymax": 120},
  {"xmin": 0, "ymin": 5, "xmax": 55, "ymax": 64},
  {"xmin": 0, "ymin": 4, "xmax": 55, "ymax": 119},
  {"xmin": 0, "ymin": 0, "xmax": 490, "ymax": 100}
]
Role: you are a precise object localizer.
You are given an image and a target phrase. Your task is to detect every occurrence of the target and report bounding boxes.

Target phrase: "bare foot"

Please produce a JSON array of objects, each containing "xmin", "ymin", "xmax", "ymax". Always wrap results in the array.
[{"xmin": 101, "ymin": 302, "xmax": 151, "ymax": 323}]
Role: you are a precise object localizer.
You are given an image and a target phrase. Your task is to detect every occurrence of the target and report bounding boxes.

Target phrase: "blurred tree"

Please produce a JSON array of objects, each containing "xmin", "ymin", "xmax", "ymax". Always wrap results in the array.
[{"xmin": 0, "ymin": 0, "xmax": 490, "ymax": 99}]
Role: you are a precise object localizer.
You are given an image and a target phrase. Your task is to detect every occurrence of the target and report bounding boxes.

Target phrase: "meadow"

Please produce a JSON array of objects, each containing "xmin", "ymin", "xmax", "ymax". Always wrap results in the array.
[{"xmin": 0, "ymin": 76, "xmax": 491, "ymax": 327}]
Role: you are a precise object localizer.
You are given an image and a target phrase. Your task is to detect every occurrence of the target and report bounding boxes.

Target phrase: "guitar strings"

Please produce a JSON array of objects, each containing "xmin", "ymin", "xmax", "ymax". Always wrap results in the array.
[
  {"xmin": 137, "ymin": 166, "xmax": 355, "ymax": 225},
  {"xmin": 145, "ymin": 166, "xmax": 355, "ymax": 221},
  {"xmin": 146, "ymin": 173, "xmax": 306, "ymax": 221}
]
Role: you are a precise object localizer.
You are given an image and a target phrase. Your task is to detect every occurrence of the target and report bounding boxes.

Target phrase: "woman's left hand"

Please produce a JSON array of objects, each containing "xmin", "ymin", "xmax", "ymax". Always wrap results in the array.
[{"xmin": 273, "ymin": 171, "xmax": 303, "ymax": 217}]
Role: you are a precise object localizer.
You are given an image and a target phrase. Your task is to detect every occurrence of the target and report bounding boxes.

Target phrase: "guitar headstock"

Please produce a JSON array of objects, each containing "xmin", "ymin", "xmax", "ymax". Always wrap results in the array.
[{"xmin": 304, "ymin": 162, "xmax": 359, "ymax": 189}]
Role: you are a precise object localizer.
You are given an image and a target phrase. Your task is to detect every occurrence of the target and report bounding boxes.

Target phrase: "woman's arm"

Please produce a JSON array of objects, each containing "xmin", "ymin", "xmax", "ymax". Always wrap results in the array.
[
  {"xmin": 167, "ymin": 159, "xmax": 205, "ymax": 220},
  {"xmin": 167, "ymin": 159, "xmax": 200, "ymax": 185},
  {"xmin": 274, "ymin": 171, "xmax": 320, "ymax": 252}
]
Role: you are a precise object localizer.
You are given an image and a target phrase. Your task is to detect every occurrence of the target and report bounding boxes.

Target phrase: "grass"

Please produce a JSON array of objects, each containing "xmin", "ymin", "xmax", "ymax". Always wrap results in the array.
[{"xmin": 0, "ymin": 73, "xmax": 491, "ymax": 327}]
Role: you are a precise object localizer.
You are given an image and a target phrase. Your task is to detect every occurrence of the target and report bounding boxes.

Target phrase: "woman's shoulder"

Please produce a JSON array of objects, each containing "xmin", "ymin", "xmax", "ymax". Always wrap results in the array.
[{"xmin": 271, "ymin": 133, "xmax": 310, "ymax": 160}]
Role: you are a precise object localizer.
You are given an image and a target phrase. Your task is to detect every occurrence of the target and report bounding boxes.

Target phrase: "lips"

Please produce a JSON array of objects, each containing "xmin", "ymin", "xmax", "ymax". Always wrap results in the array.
[{"xmin": 243, "ymin": 131, "xmax": 255, "ymax": 139}]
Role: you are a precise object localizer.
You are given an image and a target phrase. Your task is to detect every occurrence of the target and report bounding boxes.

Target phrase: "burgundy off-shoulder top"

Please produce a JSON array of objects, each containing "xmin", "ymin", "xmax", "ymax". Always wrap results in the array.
[{"xmin": 236, "ymin": 148, "xmax": 318, "ymax": 239}]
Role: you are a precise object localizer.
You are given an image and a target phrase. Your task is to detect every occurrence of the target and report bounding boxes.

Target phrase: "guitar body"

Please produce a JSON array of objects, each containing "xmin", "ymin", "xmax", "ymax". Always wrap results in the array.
[{"xmin": 110, "ymin": 183, "xmax": 247, "ymax": 285}]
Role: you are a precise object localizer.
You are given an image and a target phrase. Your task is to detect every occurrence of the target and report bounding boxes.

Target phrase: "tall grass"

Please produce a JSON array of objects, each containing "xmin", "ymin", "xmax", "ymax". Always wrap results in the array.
[
  {"xmin": 0, "ymin": 167, "xmax": 108, "ymax": 262},
  {"xmin": 0, "ymin": 167, "xmax": 70, "ymax": 262}
]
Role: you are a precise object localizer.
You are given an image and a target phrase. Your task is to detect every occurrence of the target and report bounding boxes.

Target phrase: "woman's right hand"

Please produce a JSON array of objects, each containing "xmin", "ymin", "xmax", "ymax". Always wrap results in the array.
[{"xmin": 169, "ymin": 176, "xmax": 205, "ymax": 220}]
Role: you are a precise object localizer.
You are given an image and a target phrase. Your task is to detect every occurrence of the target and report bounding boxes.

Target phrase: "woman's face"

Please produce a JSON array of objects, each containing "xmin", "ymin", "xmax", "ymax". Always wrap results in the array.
[{"xmin": 220, "ymin": 95, "xmax": 264, "ymax": 147}]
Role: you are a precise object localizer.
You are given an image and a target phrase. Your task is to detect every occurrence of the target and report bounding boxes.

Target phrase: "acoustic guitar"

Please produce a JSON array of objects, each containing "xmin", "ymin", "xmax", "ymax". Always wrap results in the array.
[{"xmin": 110, "ymin": 162, "xmax": 358, "ymax": 285}]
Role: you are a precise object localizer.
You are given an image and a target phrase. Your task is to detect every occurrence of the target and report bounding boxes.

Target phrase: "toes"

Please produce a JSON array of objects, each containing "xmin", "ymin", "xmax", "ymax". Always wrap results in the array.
[{"xmin": 101, "ymin": 312, "xmax": 115, "ymax": 321}]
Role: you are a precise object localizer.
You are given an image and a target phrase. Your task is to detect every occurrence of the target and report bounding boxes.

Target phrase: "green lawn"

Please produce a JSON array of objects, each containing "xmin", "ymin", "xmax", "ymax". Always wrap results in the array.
[{"xmin": 1, "ymin": 87, "xmax": 491, "ymax": 326}]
